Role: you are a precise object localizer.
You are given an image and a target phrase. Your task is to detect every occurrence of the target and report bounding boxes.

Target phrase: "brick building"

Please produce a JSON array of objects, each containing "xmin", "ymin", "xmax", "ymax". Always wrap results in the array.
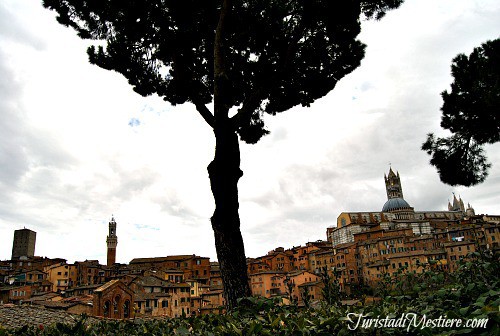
[{"xmin": 93, "ymin": 279, "xmax": 134, "ymax": 319}]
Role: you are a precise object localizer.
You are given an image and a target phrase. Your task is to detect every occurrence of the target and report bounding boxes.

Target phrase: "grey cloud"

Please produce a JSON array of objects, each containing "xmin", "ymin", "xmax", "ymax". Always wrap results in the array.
[
  {"xmin": 0, "ymin": 51, "xmax": 30, "ymax": 189},
  {"xmin": 0, "ymin": 2, "xmax": 46, "ymax": 50},
  {"xmin": 152, "ymin": 191, "xmax": 202, "ymax": 222}
]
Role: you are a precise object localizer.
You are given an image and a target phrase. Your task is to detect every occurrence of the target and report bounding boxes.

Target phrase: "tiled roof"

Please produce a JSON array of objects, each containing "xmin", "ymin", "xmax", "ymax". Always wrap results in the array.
[
  {"xmin": 0, "ymin": 304, "xmax": 99, "ymax": 330},
  {"xmin": 66, "ymin": 284, "xmax": 100, "ymax": 291},
  {"xmin": 26, "ymin": 292, "xmax": 62, "ymax": 302},
  {"xmin": 134, "ymin": 292, "xmax": 171, "ymax": 301},
  {"xmin": 131, "ymin": 275, "xmax": 167, "ymax": 287},
  {"xmin": 33, "ymin": 301, "xmax": 77, "ymax": 309},
  {"xmin": 62, "ymin": 294, "xmax": 93, "ymax": 304},
  {"xmin": 94, "ymin": 279, "xmax": 120, "ymax": 292},
  {"xmin": 130, "ymin": 255, "xmax": 195, "ymax": 264}
]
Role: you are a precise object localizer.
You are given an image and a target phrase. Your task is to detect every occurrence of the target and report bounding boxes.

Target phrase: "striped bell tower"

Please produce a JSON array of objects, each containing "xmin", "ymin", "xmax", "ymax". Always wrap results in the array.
[{"xmin": 106, "ymin": 216, "xmax": 118, "ymax": 266}]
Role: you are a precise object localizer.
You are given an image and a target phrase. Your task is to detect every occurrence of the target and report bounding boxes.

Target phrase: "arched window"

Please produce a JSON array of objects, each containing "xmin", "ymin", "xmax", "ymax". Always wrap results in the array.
[
  {"xmin": 103, "ymin": 300, "xmax": 110, "ymax": 317},
  {"xmin": 113, "ymin": 295, "xmax": 121, "ymax": 318},
  {"xmin": 123, "ymin": 300, "xmax": 130, "ymax": 319}
]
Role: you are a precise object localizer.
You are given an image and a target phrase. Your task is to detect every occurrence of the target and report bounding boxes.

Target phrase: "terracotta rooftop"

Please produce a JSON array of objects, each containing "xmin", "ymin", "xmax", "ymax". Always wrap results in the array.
[
  {"xmin": 0, "ymin": 304, "xmax": 98, "ymax": 330},
  {"xmin": 26, "ymin": 292, "xmax": 62, "ymax": 302},
  {"xmin": 94, "ymin": 279, "xmax": 120, "ymax": 292},
  {"xmin": 130, "ymin": 255, "xmax": 208, "ymax": 264}
]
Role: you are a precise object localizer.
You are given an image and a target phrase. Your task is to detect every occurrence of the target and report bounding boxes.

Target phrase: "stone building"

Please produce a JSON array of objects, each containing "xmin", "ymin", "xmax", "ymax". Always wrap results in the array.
[{"xmin": 11, "ymin": 228, "xmax": 36, "ymax": 260}]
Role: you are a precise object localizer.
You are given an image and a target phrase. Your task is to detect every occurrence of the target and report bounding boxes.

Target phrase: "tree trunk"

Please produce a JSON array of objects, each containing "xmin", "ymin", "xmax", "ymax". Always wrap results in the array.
[{"xmin": 208, "ymin": 119, "xmax": 251, "ymax": 309}]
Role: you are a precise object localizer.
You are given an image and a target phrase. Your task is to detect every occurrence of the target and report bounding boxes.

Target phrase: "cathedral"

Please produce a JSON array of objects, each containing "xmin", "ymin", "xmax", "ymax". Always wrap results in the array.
[{"xmin": 331, "ymin": 168, "xmax": 475, "ymax": 247}]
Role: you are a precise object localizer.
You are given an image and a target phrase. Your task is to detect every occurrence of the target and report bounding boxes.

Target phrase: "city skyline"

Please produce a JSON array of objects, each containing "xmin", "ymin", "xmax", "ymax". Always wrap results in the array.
[{"xmin": 1, "ymin": 0, "xmax": 499, "ymax": 264}]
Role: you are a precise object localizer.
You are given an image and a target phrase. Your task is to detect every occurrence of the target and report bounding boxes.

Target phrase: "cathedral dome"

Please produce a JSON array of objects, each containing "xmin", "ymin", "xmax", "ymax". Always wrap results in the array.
[{"xmin": 382, "ymin": 197, "xmax": 411, "ymax": 212}]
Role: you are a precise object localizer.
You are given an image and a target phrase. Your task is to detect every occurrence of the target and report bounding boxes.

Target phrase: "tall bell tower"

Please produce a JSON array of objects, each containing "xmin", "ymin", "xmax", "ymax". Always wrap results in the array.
[
  {"xmin": 384, "ymin": 167, "xmax": 404, "ymax": 200},
  {"xmin": 106, "ymin": 216, "xmax": 118, "ymax": 266}
]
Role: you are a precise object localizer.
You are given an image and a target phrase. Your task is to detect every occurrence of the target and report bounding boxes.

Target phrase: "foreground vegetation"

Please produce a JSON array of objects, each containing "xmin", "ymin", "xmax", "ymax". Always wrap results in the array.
[{"xmin": 1, "ymin": 252, "xmax": 498, "ymax": 335}]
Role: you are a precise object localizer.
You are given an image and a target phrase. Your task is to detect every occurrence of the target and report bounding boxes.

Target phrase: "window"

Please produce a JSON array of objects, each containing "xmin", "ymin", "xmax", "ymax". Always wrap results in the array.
[
  {"xmin": 104, "ymin": 301, "xmax": 110, "ymax": 317},
  {"xmin": 162, "ymin": 300, "xmax": 168, "ymax": 308},
  {"xmin": 124, "ymin": 300, "xmax": 130, "ymax": 318}
]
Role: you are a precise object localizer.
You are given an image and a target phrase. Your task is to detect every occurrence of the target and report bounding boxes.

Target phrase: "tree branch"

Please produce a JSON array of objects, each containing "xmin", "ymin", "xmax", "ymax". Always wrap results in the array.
[
  {"xmin": 231, "ymin": 8, "xmax": 306, "ymax": 128},
  {"xmin": 231, "ymin": 88, "xmax": 266, "ymax": 128},
  {"xmin": 193, "ymin": 98, "xmax": 215, "ymax": 128}
]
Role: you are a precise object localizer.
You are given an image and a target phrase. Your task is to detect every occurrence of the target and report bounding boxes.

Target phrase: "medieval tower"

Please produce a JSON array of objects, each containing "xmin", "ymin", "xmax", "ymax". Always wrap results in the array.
[
  {"xmin": 384, "ymin": 167, "xmax": 404, "ymax": 199},
  {"xmin": 106, "ymin": 216, "xmax": 118, "ymax": 266}
]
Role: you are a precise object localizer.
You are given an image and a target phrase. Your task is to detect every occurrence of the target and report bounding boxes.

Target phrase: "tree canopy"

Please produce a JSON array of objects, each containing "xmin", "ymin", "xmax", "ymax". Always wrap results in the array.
[
  {"xmin": 422, "ymin": 38, "xmax": 500, "ymax": 187},
  {"xmin": 44, "ymin": 0, "xmax": 403, "ymax": 143}
]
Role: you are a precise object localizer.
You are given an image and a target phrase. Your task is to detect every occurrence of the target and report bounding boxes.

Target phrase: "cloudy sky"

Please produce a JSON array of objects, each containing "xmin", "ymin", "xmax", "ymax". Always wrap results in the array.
[{"xmin": 1, "ymin": 0, "xmax": 499, "ymax": 264}]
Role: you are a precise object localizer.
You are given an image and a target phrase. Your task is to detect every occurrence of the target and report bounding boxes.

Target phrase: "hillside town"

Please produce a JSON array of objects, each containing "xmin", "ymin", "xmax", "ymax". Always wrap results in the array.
[{"xmin": 1, "ymin": 169, "xmax": 499, "ymax": 322}]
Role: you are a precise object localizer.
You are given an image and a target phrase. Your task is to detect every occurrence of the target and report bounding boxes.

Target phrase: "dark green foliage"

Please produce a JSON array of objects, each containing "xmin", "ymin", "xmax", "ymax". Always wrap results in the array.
[
  {"xmin": 319, "ymin": 266, "xmax": 343, "ymax": 306},
  {"xmin": 284, "ymin": 276, "xmax": 297, "ymax": 305},
  {"xmin": 422, "ymin": 133, "xmax": 491, "ymax": 187},
  {"xmin": 423, "ymin": 38, "xmax": 500, "ymax": 186}
]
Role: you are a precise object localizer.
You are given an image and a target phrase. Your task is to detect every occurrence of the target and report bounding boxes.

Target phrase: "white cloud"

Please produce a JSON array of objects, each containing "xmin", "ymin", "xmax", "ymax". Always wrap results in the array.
[{"xmin": 0, "ymin": 0, "xmax": 499, "ymax": 263}]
